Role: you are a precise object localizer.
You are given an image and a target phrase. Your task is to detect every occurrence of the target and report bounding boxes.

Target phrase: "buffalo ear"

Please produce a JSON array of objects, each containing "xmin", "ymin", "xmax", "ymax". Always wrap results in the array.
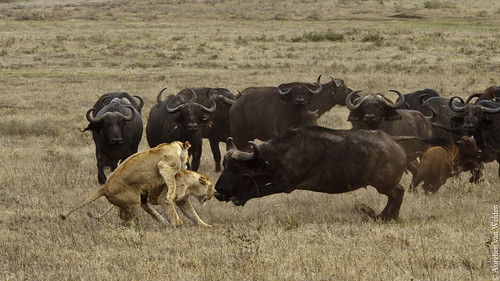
[
  {"xmin": 385, "ymin": 110, "xmax": 402, "ymax": 121},
  {"xmin": 347, "ymin": 111, "xmax": 363, "ymax": 121}
]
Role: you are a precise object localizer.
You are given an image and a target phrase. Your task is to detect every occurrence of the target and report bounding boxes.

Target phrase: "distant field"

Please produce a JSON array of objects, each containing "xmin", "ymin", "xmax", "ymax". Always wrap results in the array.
[{"xmin": 1, "ymin": 1, "xmax": 499, "ymax": 280}]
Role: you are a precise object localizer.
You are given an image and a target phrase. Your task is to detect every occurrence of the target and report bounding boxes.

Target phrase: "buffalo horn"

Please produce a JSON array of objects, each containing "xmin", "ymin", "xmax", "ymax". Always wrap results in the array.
[
  {"xmin": 226, "ymin": 137, "xmax": 237, "ymax": 151},
  {"xmin": 86, "ymin": 108, "xmax": 100, "ymax": 123},
  {"xmin": 307, "ymin": 81, "xmax": 322, "ymax": 94},
  {"xmin": 384, "ymin": 90, "xmax": 405, "ymax": 109},
  {"xmin": 120, "ymin": 105, "xmax": 136, "ymax": 121},
  {"xmin": 200, "ymin": 98, "xmax": 217, "ymax": 112},
  {"xmin": 231, "ymin": 141, "xmax": 259, "ymax": 161},
  {"xmin": 277, "ymin": 84, "xmax": 292, "ymax": 96},
  {"xmin": 465, "ymin": 93, "xmax": 482, "ymax": 104},
  {"xmin": 156, "ymin": 87, "xmax": 168, "ymax": 104},
  {"xmin": 345, "ymin": 90, "xmax": 363, "ymax": 110},
  {"xmin": 188, "ymin": 88, "xmax": 198, "ymax": 101},
  {"xmin": 449, "ymin": 96, "xmax": 466, "ymax": 112},
  {"xmin": 479, "ymin": 103, "xmax": 500, "ymax": 114},
  {"xmin": 133, "ymin": 95, "xmax": 144, "ymax": 111}
]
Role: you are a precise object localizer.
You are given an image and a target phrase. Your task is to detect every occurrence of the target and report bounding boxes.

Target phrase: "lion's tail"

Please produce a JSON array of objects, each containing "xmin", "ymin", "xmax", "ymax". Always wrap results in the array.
[{"xmin": 59, "ymin": 186, "xmax": 107, "ymax": 220}]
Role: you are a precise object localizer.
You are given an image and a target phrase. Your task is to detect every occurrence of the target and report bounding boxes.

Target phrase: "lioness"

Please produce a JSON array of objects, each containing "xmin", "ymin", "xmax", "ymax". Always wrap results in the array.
[
  {"xmin": 89, "ymin": 169, "xmax": 214, "ymax": 227},
  {"xmin": 60, "ymin": 141, "xmax": 191, "ymax": 226}
]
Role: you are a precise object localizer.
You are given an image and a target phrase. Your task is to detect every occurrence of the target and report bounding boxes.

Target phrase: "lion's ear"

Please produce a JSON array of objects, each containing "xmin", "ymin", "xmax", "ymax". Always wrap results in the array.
[{"xmin": 184, "ymin": 141, "xmax": 191, "ymax": 150}]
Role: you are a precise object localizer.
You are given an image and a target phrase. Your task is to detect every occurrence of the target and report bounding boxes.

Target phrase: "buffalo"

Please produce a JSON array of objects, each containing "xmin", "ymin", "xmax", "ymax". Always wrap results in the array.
[
  {"xmin": 346, "ymin": 90, "xmax": 434, "ymax": 179},
  {"xmin": 84, "ymin": 97, "xmax": 143, "ymax": 184},
  {"xmin": 214, "ymin": 126, "xmax": 407, "ymax": 221},
  {"xmin": 449, "ymin": 97, "xmax": 500, "ymax": 177},
  {"xmin": 229, "ymin": 80, "xmax": 321, "ymax": 149},
  {"xmin": 146, "ymin": 87, "xmax": 220, "ymax": 172}
]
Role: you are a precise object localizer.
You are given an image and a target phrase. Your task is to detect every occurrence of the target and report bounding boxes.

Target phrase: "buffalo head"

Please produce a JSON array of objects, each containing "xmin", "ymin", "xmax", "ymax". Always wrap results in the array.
[
  {"xmin": 214, "ymin": 138, "xmax": 272, "ymax": 206},
  {"xmin": 449, "ymin": 96, "xmax": 500, "ymax": 133},
  {"xmin": 86, "ymin": 98, "xmax": 136, "ymax": 145},
  {"xmin": 277, "ymin": 80, "xmax": 322, "ymax": 106},
  {"xmin": 162, "ymin": 88, "xmax": 216, "ymax": 132},
  {"xmin": 346, "ymin": 90, "xmax": 405, "ymax": 129}
]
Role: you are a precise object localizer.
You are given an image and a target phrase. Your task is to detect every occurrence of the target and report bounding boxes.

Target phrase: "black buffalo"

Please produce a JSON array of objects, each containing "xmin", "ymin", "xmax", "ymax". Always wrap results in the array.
[
  {"xmin": 346, "ymin": 90, "xmax": 434, "ymax": 179},
  {"xmin": 214, "ymin": 126, "xmax": 407, "ymax": 221},
  {"xmin": 90, "ymin": 91, "xmax": 144, "ymax": 114},
  {"xmin": 229, "ymin": 80, "xmax": 321, "ymax": 149},
  {"xmin": 146, "ymin": 88, "xmax": 218, "ymax": 171},
  {"xmin": 449, "ymin": 97, "xmax": 500, "ymax": 177},
  {"xmin": 84, "ymin": 97, "xmax": 143, "ymax": 184}
]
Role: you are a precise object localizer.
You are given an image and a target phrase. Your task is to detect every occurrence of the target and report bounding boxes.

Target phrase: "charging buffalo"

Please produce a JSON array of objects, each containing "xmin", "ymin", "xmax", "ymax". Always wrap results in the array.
[{"xmin": 214, "ymin": 126, "xmax": 407, "ymax": 221}]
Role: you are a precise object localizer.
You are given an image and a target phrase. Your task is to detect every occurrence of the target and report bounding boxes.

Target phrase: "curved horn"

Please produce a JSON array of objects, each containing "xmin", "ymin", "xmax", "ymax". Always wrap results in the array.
[
  {"xmin": 226, "ymin": 137, "xmax": 236, "ymax": 151},
  {"xmin": 384, "ymin": 90, "xmax": 405, "ymax": 109},
  {"xmin": 420, "ymin": 106, "xmax": 436, "ymax": 120},
  {"xmin": 165, "ymin": 96, "xmax": 187, "ymax": 113},
  {"xmin": 156, "ymin": 87, "xmax": 168, "ymax": 104},
  {"xmin": 231, "ymin": 141, "xmax": 259, "ymax": 161},
  {"xmin": 316, "ymin": 75, "xmax": 322, "ymax": 84},
  {"xmin": 101, "ymin": 96, "xmax": 113, "ymax": 106},
  {"xmin": 86, "ymin": 108, "xmax": 103, "ymax": 123},
  {"xmin": 418, "ymin": 94, "xmax": 429, "ymax": 105},
  {"xmin": 329, "ymin": 75, "xmax": 341, "ymax": 88},
  {"xmin": 345, "ymin": 90, "xmax": 363, "ymax": 110},
  {"xmin": 133, "ymin": 95, "xmax": 144, "ymax": 110},
  {"xmin": 307, "ymin": 81, "xmax": 322, "ymax": 94},
  {"xmin": 479, "ymin": 102, "xmax": 500, "ymax": 114},
  {"xmin": 449, "ymin": 96, "xmax": 466, "ymax": 112},
  {"xmin": 188, "ymin": 88, "xmax": 198, "ymax": 101},
  {"xmin": 200, "ymin": 98, "xmax": 217, "ymax": 112},
  {"xmin": 465, "ymin": 93, "xmax": 482, "ymax": 104},
  {"xmin": 120, "ymin": 105, "xmax": 136, "ymax": 121},
  {"xmin": 277, "ymin": 84, "xmax": 292, "ymax": 96}
]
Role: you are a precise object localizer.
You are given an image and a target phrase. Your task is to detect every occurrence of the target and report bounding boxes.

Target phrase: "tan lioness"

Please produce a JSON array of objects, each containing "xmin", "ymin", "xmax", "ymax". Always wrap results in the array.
[
  {"xmin": 60, "ymin": 141, "xmax": 191, "ymax": 226},
  {"xmin": 89, "ymin": 169, "xmax": 214, "ymax": 227}
]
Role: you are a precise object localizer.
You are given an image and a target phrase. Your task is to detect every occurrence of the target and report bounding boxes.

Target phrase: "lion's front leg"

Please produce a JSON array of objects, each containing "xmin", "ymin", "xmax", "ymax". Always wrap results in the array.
[{"xmin": 176, "ymin": 198, "xmax": 211, "ymax": 227}]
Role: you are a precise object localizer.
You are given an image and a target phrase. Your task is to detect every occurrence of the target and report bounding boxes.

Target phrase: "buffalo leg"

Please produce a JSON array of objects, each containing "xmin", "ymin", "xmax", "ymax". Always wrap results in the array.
[
  {"xmin": 97, "ymin": 160, "xmax": 106, "ymax": 185},
  {"xmin": 375, "ymin": 184, "xmax": 404, "ymax": 221},
  {"xmin": 209, "ymin": 139, "xmax": 222, "ymax": 172}
]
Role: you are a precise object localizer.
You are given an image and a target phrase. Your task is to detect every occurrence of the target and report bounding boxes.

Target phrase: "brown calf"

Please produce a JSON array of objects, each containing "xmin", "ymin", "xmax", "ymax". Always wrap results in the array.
[{"xmin": 410, "ymin": 136, "xmax": 482, "ymax": 193}]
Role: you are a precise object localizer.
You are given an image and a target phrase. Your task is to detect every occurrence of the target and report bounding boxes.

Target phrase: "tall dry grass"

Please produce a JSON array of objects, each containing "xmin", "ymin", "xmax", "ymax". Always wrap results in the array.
[{"xmin": 1, "ymin": 0, "xmax": 499, "ymax": 280}]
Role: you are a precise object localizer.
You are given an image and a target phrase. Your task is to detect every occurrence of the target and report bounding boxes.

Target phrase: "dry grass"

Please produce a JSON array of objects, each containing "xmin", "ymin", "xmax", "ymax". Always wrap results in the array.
[{"xmin": 1, "ymin": 0, "xmax": 499, "ymax": 280}]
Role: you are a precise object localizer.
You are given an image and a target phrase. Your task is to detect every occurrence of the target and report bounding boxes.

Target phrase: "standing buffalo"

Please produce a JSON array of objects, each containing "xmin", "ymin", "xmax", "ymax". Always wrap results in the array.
[
  {"xmin": 84, "ymin": 97, "xmax": 143, "ymax": 184},
  {"xmin": 214, "ymin": 126, "xmax": 407, "ymax": 221},
  {"xmin": 346, "ymin": 90, "xmax": 434, "ymax": 178},
  {"xmin": 229, "ymin": 80, "xmax": 322, "ymax": 149},
  {"xmin": 90, "ymin": 92, "xmax": 144, "ymax": 114},
  {"xmin": 449, "ymin": 97, "xmax": 500, "ymax": 177},
  {"xmin": 146, "ymin": 87, "xmax": 225, "ymax": 172}
]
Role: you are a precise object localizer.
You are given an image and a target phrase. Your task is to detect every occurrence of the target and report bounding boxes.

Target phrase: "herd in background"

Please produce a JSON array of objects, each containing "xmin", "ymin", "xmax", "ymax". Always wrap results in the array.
[{"xmin": 81, "ymin": 76, "xmax": 500, "ymax": 221}]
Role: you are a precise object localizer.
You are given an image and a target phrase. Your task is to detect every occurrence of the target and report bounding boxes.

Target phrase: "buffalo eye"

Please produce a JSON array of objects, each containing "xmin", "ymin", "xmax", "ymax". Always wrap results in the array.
[{"xmin": 227, "ymin": 158, "xmax": 241, "ymax": 173}]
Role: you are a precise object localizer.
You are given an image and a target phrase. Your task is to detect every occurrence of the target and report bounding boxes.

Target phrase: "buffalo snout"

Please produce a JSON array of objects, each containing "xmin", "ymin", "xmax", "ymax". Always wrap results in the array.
[
  {"xmin": 295, "ymin": 97, "xmax": 305, "ymax": 105},
  {"xmin": 187, "ymin": 123, "xmax": 198, "ymax": 131},
  {"xmin": 110, "ymin": 137, "xmax": 123, "ymax": 144},
  {"xmin": 364, "ymin": 113, "xmax": 376, "ymax": 121}
]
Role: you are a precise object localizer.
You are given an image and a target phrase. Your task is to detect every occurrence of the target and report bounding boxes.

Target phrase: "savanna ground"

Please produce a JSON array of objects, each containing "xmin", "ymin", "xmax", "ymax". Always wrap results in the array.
[{"xmin": 0, "ymin": 0, "xmax": 499, "ymax": 280}]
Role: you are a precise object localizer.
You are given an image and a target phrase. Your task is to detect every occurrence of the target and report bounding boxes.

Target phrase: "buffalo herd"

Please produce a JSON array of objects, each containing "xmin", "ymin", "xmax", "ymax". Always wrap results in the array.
[{"xmin": 83, "ymin": 77, "xmax": 500, "ymax": 221}]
